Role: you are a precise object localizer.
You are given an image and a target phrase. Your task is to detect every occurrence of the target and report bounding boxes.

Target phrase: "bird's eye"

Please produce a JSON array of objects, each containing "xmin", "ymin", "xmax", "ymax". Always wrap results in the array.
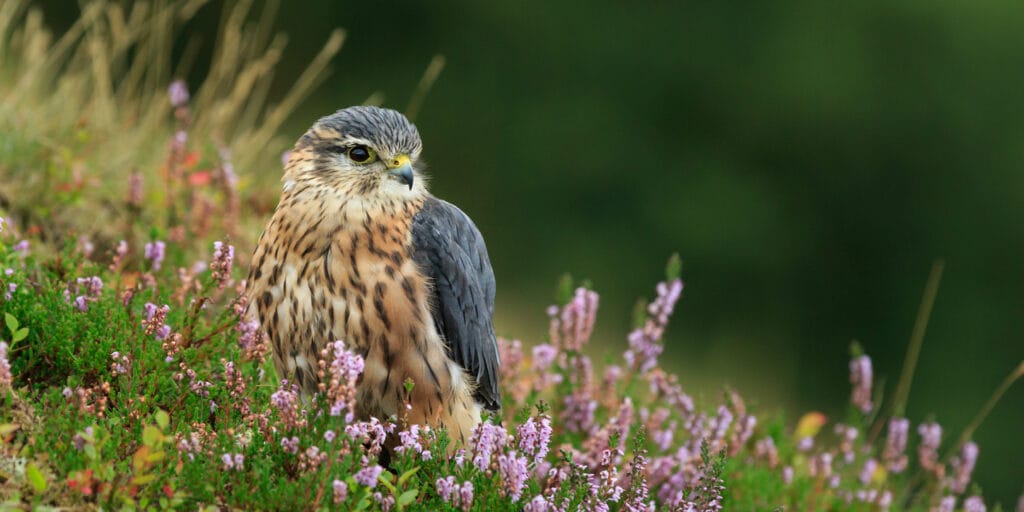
[{"xmin": 348, "ymin": 145, "xmax": 375, "ymax": 164}]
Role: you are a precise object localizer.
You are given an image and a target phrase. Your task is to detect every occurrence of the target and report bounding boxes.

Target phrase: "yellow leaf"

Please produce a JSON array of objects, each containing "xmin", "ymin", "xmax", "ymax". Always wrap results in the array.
[
  {"xmin": 795, "ymin": 411, "xmax": 828, "ymax": 439},
  {"xmin": 133, "ymin": 446, "xmax": 152, "ymax": 471},
  {"xmin": 872, "ymin": 465, "xmax": 888, "ymax": 485}
]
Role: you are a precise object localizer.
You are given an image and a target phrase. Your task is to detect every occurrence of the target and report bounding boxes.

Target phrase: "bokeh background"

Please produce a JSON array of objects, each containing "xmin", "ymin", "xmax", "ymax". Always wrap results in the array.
[{"xmin": 38, "ymin": 0, "xmax": 1023, "ymax": 503}]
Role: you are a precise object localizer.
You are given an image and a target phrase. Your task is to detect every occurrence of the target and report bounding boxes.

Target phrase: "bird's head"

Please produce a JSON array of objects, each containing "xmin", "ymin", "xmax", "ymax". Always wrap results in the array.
[{"xmin": 284, "ymin": 106, "xmax": 425, "ymax": 200}]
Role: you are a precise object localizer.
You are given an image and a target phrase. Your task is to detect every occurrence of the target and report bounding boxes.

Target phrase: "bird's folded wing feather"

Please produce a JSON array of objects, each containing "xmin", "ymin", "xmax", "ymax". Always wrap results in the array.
[{"xmin": 411, "ymin": 197, "xmax": 501, "ymax": 411}]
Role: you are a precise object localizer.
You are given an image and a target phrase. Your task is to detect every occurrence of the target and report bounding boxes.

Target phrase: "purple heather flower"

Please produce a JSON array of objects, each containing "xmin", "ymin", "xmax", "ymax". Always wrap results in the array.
[
  {"xmin": 344, "ymin": 418, "xmax": 393, "ymax": 456},
  {"xmin": 210, "ymin": 241, "xmax": 235, "ymax": 288},
  {"xmin": 809, "ymin": 452, "xmax": 833, "ymax": 478},
  {"xmin": 77, "ymin": 236, "xmax": 95, "ymax": 257},
  {"xmin": 532, "ymin": 343, "xmax": 557, "ymax": 372},
  {"xmin": 78, "ymin": 276, "xmax": 103, "ymax": 298},
  {"xmin": 834, "ymin": 423, "xmax": 859, "ymax": 463},
  {"xmin": 127, "ymin": 172, "xmax": 143, "ymax": 207},
  {"xmin": 652, "ymin": 426, "xmax": 674, "ymax": 452},
  {"xmin": 949, "ymin": 442, "xmax": 979, "ymax": 494},
  {"xmin": 13, "ymin": 240, "xmax": 29, "ymax": 256},
  {"xmin": 326, "ymin": 341, "xmax": 364, "ymax": 421},
  {"xmin": 168, "ymin": 80, "xmax": 190, "ymax": 107},
  {"xmin": 374, "ymin": 492, "xmax": 395, "ymax": 511},
  {"xmin": 755, "ymin": 436, "xmax": 779, "ymax": 467},
  {"xmin": 460, "ymin": 481, "xmax": 475, "ymax": 511},
  {"xmin": 782, "ymin": 466, "xmax": 794, "ymax": 485},
  {"xmin": 883, "ymin": 417, "xmax": 910, "ymax": 473},
  {"xmin": 623, "ymin": 278, "xmax": 683, "ymax": 373},
  {"xmin": 918, "ymin": 422, "xmax": 942, "ymax": 471},
  {"xmin": 932, "ymin": 496, "xmax": 956, "ymax": 512},
  {"xmin": 470, "ymin": 422, "xmax": 509, "ymax": 471},
  {"xmin": 5, "ymin": 282, "xmax": 16, "ymax": 301},
  {"xmin": 879, "ymin": 491, "xmax": 893, "ymax": 511},
  {"xmin": 4, "ymin": 268, "xmax": 12, "ymax": 276},
  {"xmin": 0, "ymin": 342, "xmax": 12, "ymax": 388},
  {"xmin": 964, "ymin": 496, "xmax": 987, "ymax": 512},
  {"xmin": 548, "ymin": 287, "xmax": 599, "ymax": 351},
  {"xmin": 516, "ymin": 415, "xmax": 553, "ymax": 464},
  {"xmin": 497, "ymin": 452, "xmax": 529, "ymax": 500},
  {"xmin": 436, "ymin": 476, "xmax": 457, "ymax": 501},
  {"xmin": 396, "ymin": 424, "xmax": 425, "ymax": 455},
  {"xmin": 144, "ymin": 241, "xmax": 166, "ymax": 271},
  {"xmin": 524, "ymin": 496, "xmax": 555, "ymax": 512},
  {"xmin": 72, "ymin": 427, "xmax": 93, "ymax": 451},
  {"xmin": 849, "ymin": 355, "xmax": 874, "ymax": 413},
  {"xmin": 270, "ymin": 383, "xmax": 303, "ymax": 430},
  {"xmin": 711, "ymin": 405, "xmax": 734, "ymax": 445},
  {"xmin": 73, "ymin": 295, "xmax": 88, "ymax": 312},
  {"xmin": 235, "ymin": 319, "xmax": 262, "ymax": 352},
  {"xmin": 797, "ymin": 436, "xmax": 814, "ymax": 452},
  {"xmin": 562, "ymin": 391, "xmax": 598, "ymax": 434},
  {"xmin": 280, "ymin": 436, "xmax": 299, "ymax": 454},
  {"xmin": 324, "ymin": 430, "xmax": 336, "ymax": 443},
  {"xmin": 62, "ymin": 387, "xmax": 72, "ymax": 398},
  {"xmin": 110, "ymin": 351, "xmax": 130, "ymax": 376},
  {"xmin": 860, "ymin": 458, "xmax": 879, "ymax": 486},
  {"xmin": 332, "ymin": 479, "xmax": 348, "ymax": 504}
]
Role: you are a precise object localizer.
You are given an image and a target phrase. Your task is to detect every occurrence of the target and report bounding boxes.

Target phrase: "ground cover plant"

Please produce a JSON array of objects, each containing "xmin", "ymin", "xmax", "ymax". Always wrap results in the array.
[{"xmin": 0, "ymin": 2, "xmax": 1021, "ymax": 510}]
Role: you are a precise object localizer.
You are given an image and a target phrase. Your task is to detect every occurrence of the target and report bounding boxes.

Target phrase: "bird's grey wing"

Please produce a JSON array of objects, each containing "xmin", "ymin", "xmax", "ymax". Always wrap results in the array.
[{"xmin": 411, "ymin": 196, "xmax": 500, "ymax": 411}]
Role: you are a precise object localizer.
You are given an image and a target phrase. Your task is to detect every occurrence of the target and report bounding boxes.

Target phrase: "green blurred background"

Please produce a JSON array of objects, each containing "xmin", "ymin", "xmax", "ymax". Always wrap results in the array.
[{"xmin": 41, "ymin": 0, "xmax": 1023, "ymax": 503}]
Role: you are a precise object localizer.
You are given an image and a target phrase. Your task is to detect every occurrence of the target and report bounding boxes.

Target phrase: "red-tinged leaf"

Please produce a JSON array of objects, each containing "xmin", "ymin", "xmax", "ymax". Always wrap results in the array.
[{"xmin": 188, "ymin": 171, "xmax": 212, "ymax": 186}]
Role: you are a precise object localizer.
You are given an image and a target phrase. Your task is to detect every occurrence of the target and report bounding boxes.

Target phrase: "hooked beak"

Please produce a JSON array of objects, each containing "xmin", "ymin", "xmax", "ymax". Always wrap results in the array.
[{"xmin": 386, "ymin": 154, "xmax": 414, "ymax": 190}]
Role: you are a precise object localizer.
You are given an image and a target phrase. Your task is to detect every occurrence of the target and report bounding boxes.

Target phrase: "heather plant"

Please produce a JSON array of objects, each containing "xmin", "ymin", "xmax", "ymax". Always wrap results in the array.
[{"xmin": 1, "ymin": 2, "xmax": 1022, "ymax": 511}]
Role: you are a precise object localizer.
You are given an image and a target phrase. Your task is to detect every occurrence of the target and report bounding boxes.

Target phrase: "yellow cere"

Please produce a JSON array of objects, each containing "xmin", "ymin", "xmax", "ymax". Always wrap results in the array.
[{"xmin": 387, "ymin": 154, "xmax": 411, "ymax": 169}]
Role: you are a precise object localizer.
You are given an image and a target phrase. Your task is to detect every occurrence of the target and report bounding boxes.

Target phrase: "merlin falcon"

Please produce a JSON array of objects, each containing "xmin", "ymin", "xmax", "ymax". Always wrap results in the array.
[{"xmin": 247, "ymin": 106, "xmax": 500, "ymax": 443}]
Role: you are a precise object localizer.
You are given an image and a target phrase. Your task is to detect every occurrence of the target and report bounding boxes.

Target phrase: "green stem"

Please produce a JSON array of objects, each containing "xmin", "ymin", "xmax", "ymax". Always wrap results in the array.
[
  {"xmin": 404, "ymin": 55, "xmax": 445, "ymax": 122},
  {"xmin": 891, "ymin": 260, "xmax": 944, "ymax": 418},
  {"xmin": 946, "ymin": 360, "xmax": 1024, "ymax": 458}
]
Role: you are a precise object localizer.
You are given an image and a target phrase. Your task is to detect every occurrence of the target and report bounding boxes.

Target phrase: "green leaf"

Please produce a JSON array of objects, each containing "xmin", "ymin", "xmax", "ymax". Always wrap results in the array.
[
  {"xmin": 376, "ymin": 471, "xmax": 396, "ymax": 493},
  {"xmin": 155, "ymin": 409, "xmax": 170, "ymax": 430},
  {"xmin": 397, "ymin": 489, "xmax": 418, "ymax": 507},
  {"xmin": 12, "ymin": 327, "xmax": 28, "ymax": 343},
  {"xmin": 4, "ymin": 313, "xmax": 18, "ymax": 333},
  {"xmin": 397, "ymin": 466, "xmax": 420, "ymax": 487},
  {"xmin": 142, "ymin": 425, "xmax": 162, "ymax": 447},
  {"xmin": 132, "ymin": 473, "xmax": 156, "ymax": 485},
  {"xmin": 84, "ymin": 444, "xmax": 97, "ymax": 460},
  {"xmin": 26, "ymin": 463, "xmax": 46, "ymax": 492},
  {"xmin": 665, "ymin": 253, "xmax": 682, "ymax": 281},
  {"xmin": 631, "ymin": 298, "xmax": 648, "ymax": 329},
  {"xmin": 555, "ymin": 273, "xmax": 574, "ymax": 305}
]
